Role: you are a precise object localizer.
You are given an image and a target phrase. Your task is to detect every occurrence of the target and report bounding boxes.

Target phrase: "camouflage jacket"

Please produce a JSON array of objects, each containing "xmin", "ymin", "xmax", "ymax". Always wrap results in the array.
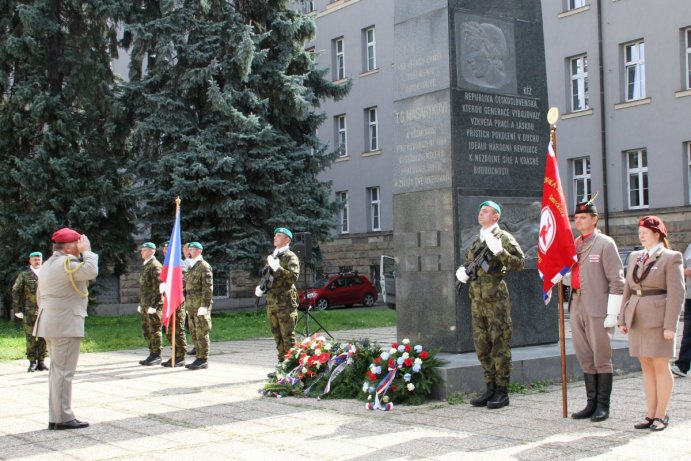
[
  {"xmin": 465, "ymin": 227, "xmax": 525, "ymax": 278},
  {"xmin": 266, "ymin": 250, "xmax": 300, "ymax": 293},
  {"xmin": 12, "ymin": 268, "xmax": 39, "ymax": 315},
  {"xmin": 139, "ymin": 258, "xmax": 163, "ymax": 309},
  {"xmin": 184, "ymin": 258, "xmax": 213, "ymax": 309}
]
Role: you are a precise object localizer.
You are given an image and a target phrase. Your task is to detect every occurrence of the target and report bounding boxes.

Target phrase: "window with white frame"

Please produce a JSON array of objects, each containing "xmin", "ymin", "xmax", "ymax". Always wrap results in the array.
[
  {"xmin": 336, "ymin": 191, "xmax": 349, "ymax": 234},
  {"xmin": 626, "ymin": 149, "xmax": 648, "ymax": 209},
  {"xmin": 302, "ymin": 0, "xmax": 315, "ymax": 13},
  {"xmin": 570, "ymin": 55, "xmax": 589, "ymax": 111},
  {"xmin": 572, "ymin": 157, "xmax": 591, "ymax": 207},
  {"xmin": 336, "ymin": 114, "xmax": 347, "ymax": 156},
  {"xmin": 685, "ymin": 28, "xmax": 691, "ymax": 90},
  {"xmin": 568, "ymin": 0, "xmax": 587, "ymax": 10},
  {"xmin": 368, "ymin": 186, "xmax": 381, "ymax": 231},
  {"xmin": 366, "ymin": 107, "xmax": 378, "ymax": 151},
  {"xmin": 334, "ymin": 37, "xmax": 345, "ymax": 80},
  {"xmin": 624, "ymin": 41, "xmax": 645, "ymax": 101},
  {"xmin": 365, "ymin": 27, "xmax": 376, "ymax": 72}
]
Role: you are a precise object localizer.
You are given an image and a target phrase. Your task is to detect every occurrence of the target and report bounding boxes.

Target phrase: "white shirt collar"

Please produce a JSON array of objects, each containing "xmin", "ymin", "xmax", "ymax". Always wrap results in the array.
[
  {"xmin": 645, "ymin": 243, "xmax": 664, "ymax": 257},
  {"xmin": 480, "ymin": 223, "xmax": 499, "ymax": 241},
  {"xmin": 142, "ymin": 256, "xmax": 155, "ymax": 266},
  {"xmin": 30, "ymin": 266, "xmax": 41, "ymax": 276},
  {"xmin": 273, "ymin": 245, "xmax": 290, "ymax": 257},
  {"xmin": 189, "ymin": 255, "xmax": 203, "ymax": 268}
]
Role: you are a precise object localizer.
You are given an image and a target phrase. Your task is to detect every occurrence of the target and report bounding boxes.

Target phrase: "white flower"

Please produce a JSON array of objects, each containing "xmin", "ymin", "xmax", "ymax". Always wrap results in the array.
[
  {"xmin": 412, "ymin": 364, "xmax": 422, "ymax": 373},
  {"xmin": 314, "ymin": 348, "xmax": 321, "ymax": 355},
  {"xmin": 375, "ymin": 366, "xmax": 382, "ymax": 374},
  {"xmin": 315, "ymin": 335, "xmax": 326, "ymax": 342},
  {"xmin": 407, "ymin": 383, "xmax": 415, "ymax": 391},
  {"xmin": 362, "ymin": 382, "xmax": 369, "ymax": 392},
  {"xmin": 397, "ymin": 345, "xmax": 405, "ymax": 353},
  {"xmin": 402, "ymin": 352, "xmax": 410, "ymax": 359},
  {"xmin": 380, "ymin": 352, "xmax": 390, "ymax": 360},
  {"xmin": 402, "ymin": 338, "xmax": 410, "ymax": 345},
  {"xmin": 403, "ymin": 373, "xmax": 412, "ymax": 382},
  {"xmin": 414, "ymin": 345, "xmax": 423, "ymax": 353},
  {"xmin": 323, "ymin": 343, "xmax": 332, "ymax": 351},
  {"xmin": 397, "ymin": 357, "xmax": 404, "ymax": 365},
  {"xmin": 390, "ymin": 347, "xmax": 397, "ymax": 354},
  {"xmin": 302, "ymin": 367, "xmax": 308, "ymax": 373},
  {"xmin": 367, "ymin": 395, "xmax": 372, "ymax": 401},
  {"xmin": 369, "ymin": 386, "xmax": 375, "ymax": 393},
  {"xmin": 302, "ymin": 356, "xmax": 309, "ymax": 364},
  {"xmin": 302, "ymin": 337, "xmax": 311, "ymax": 345},
  {"xmin": 369, "ymin": 363, "xmax": 376, "ymax": 370},
  {"xmin": 383, "ymin": 396, "xmax": 390, "ymax": 403},
  {"xmin": 414, "ymin": 358, "xmax": 423, "ymax": 365}
]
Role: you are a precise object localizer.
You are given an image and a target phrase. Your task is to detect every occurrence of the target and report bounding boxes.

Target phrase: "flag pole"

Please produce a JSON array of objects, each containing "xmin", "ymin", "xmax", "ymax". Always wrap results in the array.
[
  {"xmin": 171, "ymin": 196, "xmax": 181, "ymax": 368},
  {"xmin": 548, "ymin": 108, "xmax": 568, "ymax": 418}
]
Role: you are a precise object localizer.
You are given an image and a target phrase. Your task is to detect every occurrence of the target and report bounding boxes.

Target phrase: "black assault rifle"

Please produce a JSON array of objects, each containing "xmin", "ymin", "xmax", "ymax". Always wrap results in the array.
[{"xmin": 456, "ymin": 244, "xmax": 494, "ymax": 296}]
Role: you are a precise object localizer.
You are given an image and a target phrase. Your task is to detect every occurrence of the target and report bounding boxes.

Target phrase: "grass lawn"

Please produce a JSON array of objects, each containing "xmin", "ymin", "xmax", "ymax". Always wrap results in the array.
[{"xmin": 0, "ymin": 306, "xmax": 396, "ymax": 362}]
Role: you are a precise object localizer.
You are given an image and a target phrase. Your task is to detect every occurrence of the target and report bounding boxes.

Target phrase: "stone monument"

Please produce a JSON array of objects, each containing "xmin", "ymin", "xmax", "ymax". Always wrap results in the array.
[{"xmin": 394, "ymin": 0, "xmax": 558, "ymax": 353}]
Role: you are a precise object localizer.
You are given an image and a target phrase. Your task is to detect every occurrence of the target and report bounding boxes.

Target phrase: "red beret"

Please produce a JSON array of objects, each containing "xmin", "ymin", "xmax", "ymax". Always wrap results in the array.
[
  {"xmin": 52, "ymin": 227, "xmax": 81, "ymax": 243},
  {"xmin": 638, "ymin": 216, "xmax": 667, "ymax": 238}
]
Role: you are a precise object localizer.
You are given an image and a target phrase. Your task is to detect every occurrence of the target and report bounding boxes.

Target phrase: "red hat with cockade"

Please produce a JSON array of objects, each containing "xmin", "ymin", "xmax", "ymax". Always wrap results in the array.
[
  {"xmin": 638, "ymin": 216, "xmax": 667, "ymax": 238},
  {"xmin": 51, "ymin": 227, "xmax": 81, "ymax": 243}
]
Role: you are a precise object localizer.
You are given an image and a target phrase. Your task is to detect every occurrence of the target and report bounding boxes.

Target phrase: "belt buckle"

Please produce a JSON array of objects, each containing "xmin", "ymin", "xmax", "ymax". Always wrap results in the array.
[{"xmin": 635, "ymin": 289, "xmax": 642, "ymax": 296}]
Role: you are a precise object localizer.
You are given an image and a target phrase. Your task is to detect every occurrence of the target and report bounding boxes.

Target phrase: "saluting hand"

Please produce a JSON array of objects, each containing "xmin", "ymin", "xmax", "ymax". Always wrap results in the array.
[{"xmin": 77, "ymin": 234, "xmax": 92, "ymax": 253}]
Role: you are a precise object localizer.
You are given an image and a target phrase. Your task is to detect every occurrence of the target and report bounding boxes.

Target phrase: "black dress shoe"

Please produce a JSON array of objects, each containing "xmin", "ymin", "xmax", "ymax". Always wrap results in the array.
[
  {"xmin": 161, "ymin": 358, "xmax": 186, "ymax": 367},
  {"xmin": 36, "ymin": 360, "xmax": 49, "ymax": 371},
  {"xmin": 142, "ymin": 355, "xmax": 161, "ymax": 366},
  {"xmin": 186, "ymin": 358, "xmax": 208, "ymax": 370},
  {"xmin": 28, "ymin": 361, "xmax": 38, "ymax": 372},
  {"xmin": 52, "ymin": 419, "xmax": 89, "ymax": 430}
]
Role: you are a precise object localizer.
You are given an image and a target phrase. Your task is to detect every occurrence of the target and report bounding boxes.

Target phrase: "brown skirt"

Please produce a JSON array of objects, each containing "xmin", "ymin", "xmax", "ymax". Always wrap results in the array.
[{"xmin": 628, "ymin": 325, "xmax": 677, "ymax": 358}]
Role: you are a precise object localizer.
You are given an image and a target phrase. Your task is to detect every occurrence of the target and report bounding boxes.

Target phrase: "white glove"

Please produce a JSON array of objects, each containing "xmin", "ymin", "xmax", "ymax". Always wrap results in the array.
[
  {"xmin": 15, "ymin": 312, "xmax": 24, "ymax": 319},
  {"xmin": 603, "ymin": 294, "xmax": 623, "ymax": 328},
  {"xmin": 455, "ymin": 266, "xmax": 469, "ymax": 283},
  {"xmin": 255, "ymin": 285, "xmax": 265, "ymax": 297},
  {"xmin": 147, "ymin": 307, "xmax": 157, "ymax": 315},
  {"xmin": 198, "ymin": 306, "xmax": 208, "ymax": 316},
  {"xmin": 159, "ymin": 283, "xmax": 166, "ymax": 294},
  {"xmin": 267, "ymin": 255, "xmax": 280, "ymax": 271},
  {"xmin": 485, "ymin": 232, "xmax": 503, "ymax": 255},
  {"xmin": 136, "ymin": 305, "xmax": 142, "ymax": 313}
]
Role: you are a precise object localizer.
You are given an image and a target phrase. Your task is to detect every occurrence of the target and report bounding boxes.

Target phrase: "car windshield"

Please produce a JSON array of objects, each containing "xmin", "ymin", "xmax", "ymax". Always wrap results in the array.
[{"xmin": 311, "ymin": 276, "xmax": 332, "ymax": 289}]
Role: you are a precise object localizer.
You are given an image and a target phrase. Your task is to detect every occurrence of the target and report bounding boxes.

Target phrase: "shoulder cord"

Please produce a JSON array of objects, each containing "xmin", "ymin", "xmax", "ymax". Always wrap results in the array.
[{"xmin": 64, "ymin": 257, "xmax": 89, "ymax": 298}]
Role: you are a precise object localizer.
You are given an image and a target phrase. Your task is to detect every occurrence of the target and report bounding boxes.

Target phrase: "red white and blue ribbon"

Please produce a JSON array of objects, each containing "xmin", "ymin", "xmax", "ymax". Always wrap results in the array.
[
  {"xmin": 321, "ymin": 344, "xmax": 357, "ymax": 397},
  {"xmin": 366, "ymin": 364, "xmax": 399, "ymax": 411}
]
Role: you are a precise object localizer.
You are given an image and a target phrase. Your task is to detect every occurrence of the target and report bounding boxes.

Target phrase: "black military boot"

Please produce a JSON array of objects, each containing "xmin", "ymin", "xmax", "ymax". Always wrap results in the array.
[
  {"xmin": 186, "ymin": 358, "xmax": 208, "ymax": 370},
  {"xmin": 487, "ymin": 386, "xmax": 509, "ymax": 409},
  {"xmin": 591, "ymin": 373, "xmax": 613, "ymax": 422},
  {"xmin": 36, "ymin": 360, "xmax": 49, "ymax": 371},
  {"xmin": 470, "ymin": 382, "xmax": 496, "ymax": 407},
  {"xmin": 27, "ymin": 360, "xmax": 38, "ymax": 372},
  {"xmin": 142, "ymin": 354, "xmax": 162, "ymax": 366},
  {"xmin": 572, "ymin": 373, "xmax": 598, "ymax": 419}
]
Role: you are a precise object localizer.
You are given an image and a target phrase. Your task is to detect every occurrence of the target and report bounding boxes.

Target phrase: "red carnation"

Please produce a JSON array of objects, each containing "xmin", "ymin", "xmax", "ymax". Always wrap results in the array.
[
  {"xmin": 375, "ymin": 357, "xmax": 381, "ymax": 365},
  {"xmin": 368, "ymin": 371, "xmax": 378, "ymax": 381},
  {"xmin": 318, "ymin": 352, "xmax": 330, "ymax": 364},
  {"xmin": 392, "ymin": 343, "xmax": 399, "ymax": 349},
  {"xmin": 420, "ymin": 351, "xmax": 429, "ymax": 359},
  {"xmin": 404, "ymin": 344, "xmax": 411, "ymax": 352},
  {"xmin": 404, "ymin": 358, "xmax": 413, "ymax": 367},
  {"xmin": 390, "ymin": 385, "xmax": 397, "ymax": 392},
  {"xmin": 388, "ymin": 358, "xmax": 395, "ymax": 368}
]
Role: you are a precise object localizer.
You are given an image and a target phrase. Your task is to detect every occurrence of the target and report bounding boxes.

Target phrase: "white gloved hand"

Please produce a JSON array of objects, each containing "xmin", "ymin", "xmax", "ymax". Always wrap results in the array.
[
  {"xmin": 159, "ymin": 282, "xmax": 166, "ymax": 294},
  {"xmin": 147, "ymin": 307, "xmax": 157, "ymax": 315},
  {"xmin": 485, "ymin": 232, "xmax": 503, "ymax": 255},
  {"xmin": 603, "ymin": 294, "xmax": 623, "ymax": 328},
  {"xmin": 455, "ymin": 266, "xmax": 469, "ymax": 283},
  {"xmin": 255, "ymin": 285, "xmax": 264, "ymax": 297},
  {"xmin": 136, "ymin": 305, "xmax": 142, "ymax": 314},
  {"xmin": 15, "ymin": 312, "xmax": 24, "ymax": 319},
  {"xmin": 267, "ymin": 255, "xmax": 280, "ymax": 271},
  {"xmin": 198, "ymin": 306, "xmax": 208, "ymax": 316}
]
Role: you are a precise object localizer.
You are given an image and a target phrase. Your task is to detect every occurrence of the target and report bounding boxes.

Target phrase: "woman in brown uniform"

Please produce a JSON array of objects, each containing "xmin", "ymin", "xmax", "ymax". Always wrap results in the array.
[{"xmin": 619, "ymin": 216, "xmax": 685, "ymax": 431}]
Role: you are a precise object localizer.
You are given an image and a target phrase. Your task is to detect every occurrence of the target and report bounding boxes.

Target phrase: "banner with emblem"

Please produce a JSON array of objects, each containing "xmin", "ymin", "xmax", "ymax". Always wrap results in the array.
[
  {"xmin": 538, "ymin": 142, "xmax": 577, "ymax": 303},
  {"xmin": 160, "ymin": 200, "xmax": 184, "ymax": 329}
]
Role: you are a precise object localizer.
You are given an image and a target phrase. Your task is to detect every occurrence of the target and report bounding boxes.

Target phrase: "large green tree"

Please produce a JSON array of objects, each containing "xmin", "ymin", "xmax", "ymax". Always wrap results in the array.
[
  {"xmin": 0, "ymin": 0, "xmax": 135, "ymax": 312},
  {"xmin": 125, "ymin": 0, "xmax": 349, "ymax": 271}
]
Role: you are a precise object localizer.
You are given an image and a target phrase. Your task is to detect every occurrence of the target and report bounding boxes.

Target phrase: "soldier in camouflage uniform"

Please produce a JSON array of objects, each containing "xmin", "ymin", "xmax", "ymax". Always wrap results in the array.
[
  {"xmin": 137, "ymin": 242, "xmax": 163, "ymax": 366},
  {"xmin": 12, "ymin": 251, "xmax": 47, "ymax": 372},
  {"xmin": 456, "ymin": 201, "xmax": 524, "ymax": 409},
  {"xmin": 159, "ymin": 241, "xmax": 187, "ymax": 367},
  {"xmin": 255, "ymin": 228, "xmax": 300, "ymax": 375},
  {"xmin": 184, "ymin": 242, "xmax": 213, "ymax": 370}
]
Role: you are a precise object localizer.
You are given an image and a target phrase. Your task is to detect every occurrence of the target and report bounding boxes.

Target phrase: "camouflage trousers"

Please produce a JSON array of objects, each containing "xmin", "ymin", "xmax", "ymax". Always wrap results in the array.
[
  {"xmin": 164, "ymin": 307, "xmax": 187, "ymax": 361},
  {"xmin": 470, "ymin": 289, "xmax": 513, "ymax": 387},
  {"xmin": 140, "ymin": 309, "xmax": 162, "ymax": 355},
  {"xmin": 21, "ymin": 312, "xmax": 46, "ymax": 361},
  {"xmin": 186, "ymin": 306, "xmax": 212, "ymax": 360},
  {"xmin": 266, "ymin": 304, "xmax": 298, "ymax": 362}
]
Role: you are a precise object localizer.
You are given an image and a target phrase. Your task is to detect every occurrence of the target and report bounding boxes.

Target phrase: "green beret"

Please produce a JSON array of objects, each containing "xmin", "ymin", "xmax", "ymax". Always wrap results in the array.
[
  {"xmin": 162, "ymin": 241, "xmax": 169, "ymax": 247},
  {"xmin": 274, "ymin": 227, "xmax": 293, "ymax": 239},
  {"xmin": 29, "ymin": 251, "xmax": 43, "ymax": 258},
  {"xmin": 188, "ymin": 241, "xmax": 203, "ymax": 250},
  {"xmin": 140, "ymin": 242, "xmax": 156, "ymax": 250},
  {"xmin": 478, "ymin": 200, "xmax": 502, "ymax": 217}
]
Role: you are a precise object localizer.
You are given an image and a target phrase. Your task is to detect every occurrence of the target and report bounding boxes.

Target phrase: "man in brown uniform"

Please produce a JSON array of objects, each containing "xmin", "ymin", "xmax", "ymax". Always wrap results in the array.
[{"xmin": 567, "ymin": 199, "xmax": 624, "ymax": 421}]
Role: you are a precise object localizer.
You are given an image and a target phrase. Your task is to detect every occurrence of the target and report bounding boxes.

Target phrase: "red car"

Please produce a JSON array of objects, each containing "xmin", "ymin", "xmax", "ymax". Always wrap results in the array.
[{"xmin": 299, "ymin": 273, "xmax": 378, "ymax": 311}]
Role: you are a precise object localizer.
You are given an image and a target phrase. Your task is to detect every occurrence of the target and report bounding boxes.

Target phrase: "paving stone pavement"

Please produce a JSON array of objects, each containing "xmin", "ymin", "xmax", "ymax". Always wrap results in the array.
[{"xmin": 2, "ymin": 326, "xmax": 691, "ymax": 461}]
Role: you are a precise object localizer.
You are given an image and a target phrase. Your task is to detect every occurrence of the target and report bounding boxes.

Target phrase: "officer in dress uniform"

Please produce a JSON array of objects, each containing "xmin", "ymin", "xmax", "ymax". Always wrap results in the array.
[
  {"xmin": 137, "ymin": 242, "xmax": 163, "ymax": 366},
  {"xmin": 455, "ymin": 201, "xmax": 524, "ymax": 409},
  {"xmin": 255, "ymin": 228, "xmax": 300, "ymax": 377},
  {"xmin": 12, "ymin": 251, "xmax": 48, "ymax": 372},
  {"xmin": 566, "ymin": 198, "xmax": 624, "ymax": 422},
  {"xmin": 183, "ymin": 242, "xmax": 213, "ymax": 370},
  {"xmin": 34, "ymin": 227, "xmax": 98, "ymax": 430}
]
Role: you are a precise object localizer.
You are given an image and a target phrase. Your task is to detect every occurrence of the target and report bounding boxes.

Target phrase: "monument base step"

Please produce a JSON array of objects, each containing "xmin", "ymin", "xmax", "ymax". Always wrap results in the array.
[{"xmin": 432, "ymin": 339, "xmax": 639, "ymax": 399}]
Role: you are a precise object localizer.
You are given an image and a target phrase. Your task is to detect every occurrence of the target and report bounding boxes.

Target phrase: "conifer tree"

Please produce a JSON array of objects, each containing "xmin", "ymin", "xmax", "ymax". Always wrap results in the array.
[
  {"xmin": 125, "ymin": 0, "xmax": 349, "ymax": 271},
  {"xmin": 0, "ymin": 0, "xmax": 135, "ymax": 310}
]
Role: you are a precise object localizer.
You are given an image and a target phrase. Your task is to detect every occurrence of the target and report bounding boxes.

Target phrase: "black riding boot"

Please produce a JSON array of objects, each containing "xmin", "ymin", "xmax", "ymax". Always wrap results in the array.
[
  {"xmin": 591, "ymin": 372, "xmax": 613, "ymax": 422},
  {"xmin": 572, "ymin": 373, "xmax": 598, "ymax": 419},
  {"xmin": 470, "ymin": 382, "xmax": 496, "ymax": 407}
]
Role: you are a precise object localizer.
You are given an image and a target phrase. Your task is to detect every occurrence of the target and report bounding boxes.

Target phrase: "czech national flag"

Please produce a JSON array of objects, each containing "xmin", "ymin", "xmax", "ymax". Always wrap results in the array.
[
  {"xmin": 160, "ymin": 205, "xmax": 183, "ymax": 329},
  {"xmin": 538, "ymin": 142, "xmax": 577, "ymax": 303}
]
